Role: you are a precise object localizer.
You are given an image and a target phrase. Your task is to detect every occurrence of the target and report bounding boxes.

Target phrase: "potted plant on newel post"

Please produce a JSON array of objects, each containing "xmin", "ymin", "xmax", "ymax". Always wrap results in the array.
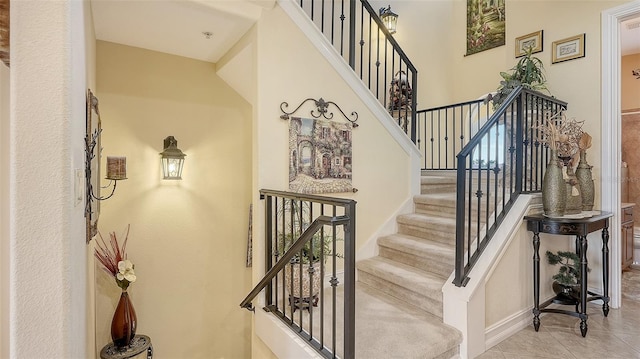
[
  {"xmin": 489, "ymin": 47, "xmax": 549, "ymax": 108},
  {"xmin": 95, "ymin": 224, "xmax": 138, "ymax": 348}
]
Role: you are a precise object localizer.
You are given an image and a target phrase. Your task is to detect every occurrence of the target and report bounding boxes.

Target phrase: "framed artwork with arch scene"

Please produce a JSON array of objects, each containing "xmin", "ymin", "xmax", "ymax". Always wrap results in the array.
[{"xmin": 288, "ymin": 117, "xmax": 353, "ymax": 194}]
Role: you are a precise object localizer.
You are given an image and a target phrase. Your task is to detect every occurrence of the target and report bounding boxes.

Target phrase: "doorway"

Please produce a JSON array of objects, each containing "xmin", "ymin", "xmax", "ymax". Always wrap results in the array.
[{"xmin": 602, "ymin": 1, "xmax": 640, "ymax": 309}]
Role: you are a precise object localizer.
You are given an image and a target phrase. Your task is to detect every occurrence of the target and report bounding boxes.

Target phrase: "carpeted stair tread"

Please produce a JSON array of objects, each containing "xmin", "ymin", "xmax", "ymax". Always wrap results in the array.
[
  {"xmin": 397, "ymin": 212, "xmax": 457, "ymax": 228},
  {"xmin": 378, "ymin": 234, "xmax": 454, "ymax": 261},
  {"xmin": 354, "ymin": 282, "xmax": 462, "ymax": 359},
  {"xmin": 421, "ymin": 176, "xmax": 457, "ymax": 185},
  {"xmin": 377, "ymin": 234, "xmax": 455, "ymax": 278},
  {"xmin": 414, "ymin": 192, "xmax": 457, "ymax": 205},
  {"xmin": 357, "ymin": 257, "xmax": 446, "ymax": 301}
]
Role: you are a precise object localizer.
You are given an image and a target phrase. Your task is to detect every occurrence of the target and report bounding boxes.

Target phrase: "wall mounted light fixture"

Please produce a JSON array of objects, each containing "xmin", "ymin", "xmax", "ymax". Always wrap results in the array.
[
  {"xmin": 379, "ymin": 5, "xmax": 398, "ymax": 35},
  {"xmin": 160, "ymin": 136, "xmax": 186, "ymax": 180}
]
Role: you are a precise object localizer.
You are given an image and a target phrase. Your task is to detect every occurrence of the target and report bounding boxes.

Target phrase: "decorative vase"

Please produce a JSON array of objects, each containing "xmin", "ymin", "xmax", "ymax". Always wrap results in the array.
[
  {"xmin": 284, "ymin": 261, "xmax": 322, "ymax": 311},
  {"xmin": 542, "ymin": 150, "xmax": 567, "ymax": 217},
  {"xmin": 564, "ymin": 162, "xmax": 582, "ymax": 215},
  {"xmin": 552, "ymin": 281, "xmax": 580, "ymax": 300},
  {"xmin": 575, "ymin": 150, "xmax": 595, "ymax": 211},
  {"xmin": 111, "ymin": 290, "xmax": 137, "ymax": 348}
]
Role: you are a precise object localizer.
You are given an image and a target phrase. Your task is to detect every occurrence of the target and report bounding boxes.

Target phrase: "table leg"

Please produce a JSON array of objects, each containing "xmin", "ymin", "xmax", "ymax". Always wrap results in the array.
[
  {"xmin": 147, "ymin": 344, "xmax": 153, "ymax": 359},
  {"xmin": 533, "ymin": 231, "xmax": 541, "ymax": 331},
  {"xmin": 579, "ymin": 235, "xmax": 588, "ymax": 337},
  {"xmin": 602, "ymin": 225, "xmax": 610, "ymax": 317}
]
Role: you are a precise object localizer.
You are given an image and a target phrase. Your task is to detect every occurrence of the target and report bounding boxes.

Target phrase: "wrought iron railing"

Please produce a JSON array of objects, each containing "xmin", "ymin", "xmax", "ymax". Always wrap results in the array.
[
  {"xmin": 240, "ymin": 189, "xmax": 356, "ymax": 359},
  {"xmin": 297, "ymin": 0, "xmax": 418, "ymax": 141},
  {"xmin": 452, "ymin": 88, "xmax": 567, "ymax": 287},
  {"xmin": 417, "ymin": 98, "xmax": 491, "ymax": 170}
]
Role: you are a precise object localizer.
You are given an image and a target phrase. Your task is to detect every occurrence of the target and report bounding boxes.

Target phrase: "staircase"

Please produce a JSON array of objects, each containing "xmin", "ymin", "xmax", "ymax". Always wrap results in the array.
[{"xmin": 356, "ymin": 171, "xmax": 462, "ymax": 358}]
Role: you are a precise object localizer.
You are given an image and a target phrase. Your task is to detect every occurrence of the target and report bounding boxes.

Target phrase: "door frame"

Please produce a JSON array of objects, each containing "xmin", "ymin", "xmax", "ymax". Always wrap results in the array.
[{"xmin": 601, "ymin": 0, "xmax": 640, "ymax": 309}]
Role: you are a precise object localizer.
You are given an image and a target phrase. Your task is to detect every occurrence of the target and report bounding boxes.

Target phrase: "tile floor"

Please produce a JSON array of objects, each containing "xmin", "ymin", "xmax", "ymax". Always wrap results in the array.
[{"xmin": 477, "ymin": 268, "xmax": 640, "ymax": 359}]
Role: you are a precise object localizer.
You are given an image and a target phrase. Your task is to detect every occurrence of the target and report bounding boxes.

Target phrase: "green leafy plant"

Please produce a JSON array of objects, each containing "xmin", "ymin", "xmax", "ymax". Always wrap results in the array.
[
  {"xmin": 490, "ymin": 47, "xmax": 548, "ymax": 108},
  {"xmin": 546, "ymin": 250, "xmax": 588, "ymax": 286},
  {"xmin": 277, "ymin": 231, "xmax": 340, "ymax": 264},
  {"xmin": 275, "ymin": 200, "xmax": 342, "ymax": 264}
]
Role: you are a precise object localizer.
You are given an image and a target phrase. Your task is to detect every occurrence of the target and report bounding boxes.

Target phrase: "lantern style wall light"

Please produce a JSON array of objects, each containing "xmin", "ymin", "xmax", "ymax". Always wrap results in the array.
[
  {"xmin": 379, "ymin": 5, "xmax": 398, "ymax": 34},
  {"xmin": 160, "ymin": 136, "xmax": 186, "ymax": 180}
]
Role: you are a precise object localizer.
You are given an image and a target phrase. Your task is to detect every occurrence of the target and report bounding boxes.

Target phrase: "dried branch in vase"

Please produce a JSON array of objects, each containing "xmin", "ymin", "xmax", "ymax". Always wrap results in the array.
[{"xmin": 533, "ymin": 111, "xmax": 584, "ymax": 158}]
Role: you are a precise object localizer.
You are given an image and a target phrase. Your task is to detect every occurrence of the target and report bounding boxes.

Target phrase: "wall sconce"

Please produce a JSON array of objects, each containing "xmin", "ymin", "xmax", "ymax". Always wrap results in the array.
[
  {"xmin": 633, "ymin": 68, "xmax": 640, "ymax": 79},
  {"xmin": 379, "ymin": 5, "xmax": 398, "ymax": 34},
  {"xmin": 160, "ymin": 136, "xmax": 186, "ymax": 180},
  {"xmin": 85, "ymin": 91, "xmax": 126, "ymax": 207}
]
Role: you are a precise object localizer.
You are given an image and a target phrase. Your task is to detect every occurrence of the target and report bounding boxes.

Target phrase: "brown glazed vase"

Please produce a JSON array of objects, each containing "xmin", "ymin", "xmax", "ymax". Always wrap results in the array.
[{"xmin": 111, "ymin": 291, "xmax": 137, "ymax": 348}]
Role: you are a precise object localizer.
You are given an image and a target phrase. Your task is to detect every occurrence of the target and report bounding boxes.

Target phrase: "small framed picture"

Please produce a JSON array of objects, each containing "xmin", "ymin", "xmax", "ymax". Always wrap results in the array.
[
  {"xmin": 552, "ymin": 33, "xmax": 586, "ymax": 64},
  {"xmin": 515, "ymin": 30, "xmax": 543, "ymax": 57}
]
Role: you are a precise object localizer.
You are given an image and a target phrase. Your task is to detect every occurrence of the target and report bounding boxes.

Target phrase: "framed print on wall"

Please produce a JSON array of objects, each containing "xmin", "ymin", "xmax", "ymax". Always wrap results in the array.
[
  {"xmin": 552, "ymin": 33, "xmax": 586, "ymax": 64},
  {"xmin": 515, "ymin": 30, "xmax": 543, "ymax": 57}
]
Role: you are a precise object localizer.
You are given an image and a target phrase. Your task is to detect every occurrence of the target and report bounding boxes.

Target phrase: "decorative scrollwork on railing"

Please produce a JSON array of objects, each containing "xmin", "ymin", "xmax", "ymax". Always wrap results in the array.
[{"xmin": 280, "ymin": 97, "xmax": 359, "ymax": 127}]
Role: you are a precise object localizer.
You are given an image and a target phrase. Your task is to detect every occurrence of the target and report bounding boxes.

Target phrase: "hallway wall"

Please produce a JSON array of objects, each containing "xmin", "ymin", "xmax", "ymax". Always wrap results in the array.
[{"xmin": 95, "ymin": 41, "xmax": 252, "ymax": 358}]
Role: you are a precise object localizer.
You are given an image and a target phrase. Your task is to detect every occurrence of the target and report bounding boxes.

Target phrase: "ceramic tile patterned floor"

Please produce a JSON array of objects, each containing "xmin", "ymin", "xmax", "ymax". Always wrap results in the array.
[{"xmin": 477, "ymin": 268, "xmax": 640, "ymax": 359}]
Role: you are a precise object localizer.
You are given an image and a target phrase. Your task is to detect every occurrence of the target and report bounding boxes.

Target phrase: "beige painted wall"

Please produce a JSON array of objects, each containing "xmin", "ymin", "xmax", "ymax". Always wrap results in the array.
[
  {"xmin": 622, "ymin": 53, "xmax": 640, "ymax": 111},
  {"xmin": 445, "ymin": 0, "xmax": 628, "ymax": 329},
  {"xmin": 95, "ymin": 41, "xmax": 252, "ymax": 358},
  {"xmin": 8, "ymin": 0, "xmax": 89, "ymax": 357},
  {"xmin": 368, "ymin": 0, "xmax": 456, "ymax": 108},
  {"xmin": 252, "ymin": 3, "xmax": 412, "ymax": 265}
]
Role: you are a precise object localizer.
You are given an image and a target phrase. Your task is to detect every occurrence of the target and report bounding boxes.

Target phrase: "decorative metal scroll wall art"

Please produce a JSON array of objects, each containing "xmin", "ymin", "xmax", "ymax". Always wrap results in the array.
[
  {"xmin": 280, "ymin": 98, "xmax": 358, "ymax": 127},
  {"xmin": 85, "ymin": 89, "xmax": 127, "ymax": 243},
  {"xmin": 280, "ymin": 98, "xmax": 358, "ymax": 194}
]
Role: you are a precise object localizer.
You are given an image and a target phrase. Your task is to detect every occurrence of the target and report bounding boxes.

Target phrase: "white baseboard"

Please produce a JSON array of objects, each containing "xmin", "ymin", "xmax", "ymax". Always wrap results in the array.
[{"xmin": 484, "ymin": 307, "xmax": 531, "ymax": 350}]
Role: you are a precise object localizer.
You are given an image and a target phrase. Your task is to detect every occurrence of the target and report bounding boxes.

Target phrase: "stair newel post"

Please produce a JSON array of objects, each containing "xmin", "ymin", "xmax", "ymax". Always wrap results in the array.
[
  {"xmin": 454, "ymin": 154, "xmax": 468, "ymax": 287},
  {"xmin": 343, "ymin": 200, "xmax": 356, "ymax": 359},
  {"xmin": 264, "ymin": 194, "xmax": 273, "ymax": 307}
]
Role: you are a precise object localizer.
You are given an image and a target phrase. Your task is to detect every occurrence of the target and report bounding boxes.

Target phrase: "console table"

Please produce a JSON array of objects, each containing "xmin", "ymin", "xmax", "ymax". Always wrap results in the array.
[{"xmin": 524, "ymin": 211, "xmax": 612, "ymax": 337}]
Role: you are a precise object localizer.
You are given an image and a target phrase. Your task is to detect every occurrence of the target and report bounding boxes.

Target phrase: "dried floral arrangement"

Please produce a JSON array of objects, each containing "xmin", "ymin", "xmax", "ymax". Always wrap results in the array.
[
  {"xmin": 95, "ymin": 224, "xmax": 137, "ymax": 291},
  {"xmin": 533, "ymin": 111, "xmax": 585, "ymax": 160}
]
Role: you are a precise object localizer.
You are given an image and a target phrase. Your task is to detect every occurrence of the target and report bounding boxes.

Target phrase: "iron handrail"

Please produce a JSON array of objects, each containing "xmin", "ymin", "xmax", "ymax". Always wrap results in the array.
[
  {"xmin": 453, "ymin": 87, "xmax": 567, "ymax": 287},
  {"xmin": 239, "ymin": 214, "xmax": 350, "ymax": 311},
  {"xmin": 295, "ymin": 0, "xmax": 418, "ymax": 142}
]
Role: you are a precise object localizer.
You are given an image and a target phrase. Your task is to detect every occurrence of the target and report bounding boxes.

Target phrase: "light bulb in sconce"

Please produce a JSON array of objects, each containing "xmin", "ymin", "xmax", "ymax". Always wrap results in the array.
[
  {"xmin": 379, "ymin": 5, "xmax": 398, "ymax": 34},
  {"xmin": 160, "ymin": 136, "xmax": 186, "ymax": 180}
]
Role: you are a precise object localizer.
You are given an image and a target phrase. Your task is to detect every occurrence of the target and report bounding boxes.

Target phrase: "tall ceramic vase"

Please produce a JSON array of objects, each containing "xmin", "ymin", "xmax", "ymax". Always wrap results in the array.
[
  {"xmin": 564, "ymin": 163, "xmax": 583, "ymax": 215},
  {"xmin": 543, "ymin": 150, "xmax": 567, "ymax": 217},
  {"xmin": 575, "ymin": 150, "xmax": 595, "ymax": 211},
  {"xmin": 111, "ymin": 290, "xmax": 137, "ymax": 348}
]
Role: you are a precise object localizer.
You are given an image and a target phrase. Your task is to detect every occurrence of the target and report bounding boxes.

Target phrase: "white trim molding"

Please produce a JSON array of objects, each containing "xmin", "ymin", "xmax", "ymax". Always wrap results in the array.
[{"xmin": 601, "ymin": 0, "xmax": 640, "ymax": 309}]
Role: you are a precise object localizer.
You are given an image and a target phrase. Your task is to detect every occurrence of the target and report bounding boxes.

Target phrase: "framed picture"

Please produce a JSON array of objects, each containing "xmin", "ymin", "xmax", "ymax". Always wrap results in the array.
[
  {"xmin": 515, "ymin": 30, "xmax": 543, "ymax": 57},
  {"xmin": 552, "ymin": 33, "xmax": 586, "ymax": 64}
]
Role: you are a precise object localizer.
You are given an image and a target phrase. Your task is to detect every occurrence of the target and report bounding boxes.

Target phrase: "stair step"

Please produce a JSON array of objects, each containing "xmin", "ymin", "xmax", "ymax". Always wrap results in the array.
[
  {"xmin": 357, "ymin": 257, "xmax": 445, "ymax": 318},
  {"xmin": 354, "ymin": 282, "xmax": 461, "ymax": 359},
  {"xmin": 397, "ymin": 213, "xmax": 457, "ymax": 245},
  {"xmin": 378, "ymin": 234, "xmax": 454, "ymax": 278},
  {"xmin": 414, "ymin": 192, "xmax": 495, "ymax": 217},
  {"xmin": 421, "ymin": 176, "xmax": 457, "ymax": 193}
]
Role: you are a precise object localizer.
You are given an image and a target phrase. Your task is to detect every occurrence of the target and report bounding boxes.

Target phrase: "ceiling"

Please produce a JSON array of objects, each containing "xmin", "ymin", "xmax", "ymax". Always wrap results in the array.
[
  {"xmin": 91, "ymin": 1, "xmax": 640, "ymax": 63},
  {"xmin": 622, "ymin": 16, "xmax": 640, "ymax": 56},
  {"xmin": 90, "ymin": 0, "xmax": 274, "ymax": 63}
]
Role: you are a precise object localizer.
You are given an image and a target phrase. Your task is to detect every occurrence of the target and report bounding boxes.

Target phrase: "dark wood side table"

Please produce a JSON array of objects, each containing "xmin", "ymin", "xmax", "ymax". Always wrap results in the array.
[
  {"xmin": 100, "ymin": 335, "xmax": 153, "ymax": 359},
  {"xmin": 524, "ymin": 211, "xmax": 612, "ymax": 337}
]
